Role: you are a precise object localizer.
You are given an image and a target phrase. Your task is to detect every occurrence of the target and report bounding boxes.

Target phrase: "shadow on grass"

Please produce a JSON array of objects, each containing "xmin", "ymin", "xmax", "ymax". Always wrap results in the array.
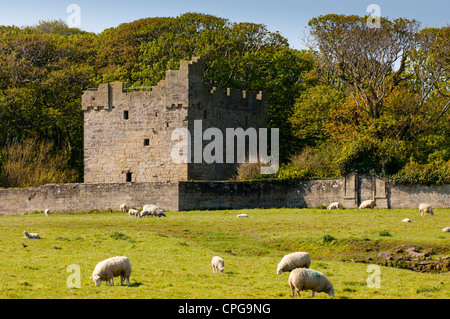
[{"xmin": 129, "ymin": 281, "xmax": 143, "ymax": 287}]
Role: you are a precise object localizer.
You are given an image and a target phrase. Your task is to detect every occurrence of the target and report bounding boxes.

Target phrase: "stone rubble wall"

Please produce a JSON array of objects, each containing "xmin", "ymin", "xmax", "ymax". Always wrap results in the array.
[{"xmin": 1, "ymin": 177, "xmax": 447, "ymax": 215}]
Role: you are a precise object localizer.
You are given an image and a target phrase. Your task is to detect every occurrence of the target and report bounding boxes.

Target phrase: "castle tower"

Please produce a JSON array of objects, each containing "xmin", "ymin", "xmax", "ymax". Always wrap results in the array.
[{"xmin": 82, "ymin": 57, "xmax": 267, "ymax": 183}]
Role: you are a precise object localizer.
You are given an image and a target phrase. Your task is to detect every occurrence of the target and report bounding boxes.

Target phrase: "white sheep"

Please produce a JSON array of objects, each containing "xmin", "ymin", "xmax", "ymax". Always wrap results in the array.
[
  {"xmin": 120, "ymin": 204, "xmax": 129, "ymax": 213},
  {"xmin": 442, "ymin": 227, "xmax": 450, "ymax": 233},
  {"xmin": 327, "ymin": 202, "xmax": 340, "ymax": 210},
  {"xmin": 277, "ymin": 252, "xmax": 311, "ymax": 275},
  {"xmin": 402, "ymin": 218, "xmax": 412, "ymax": 223},
  {"xmin": 91, "ymin": 256, "xmax": 132, "ymax": 286},
  {"xmin": 236, "ymin": 214, "xmax": 249, "ymax": 218},
  {"xmin": 23, "ymin": 231, "xmax": 40, "ymax": 239},
  {"xmin": 44, "ymin": 209, "xmax": 50, "ymax": 217},
  {"xmin": 288, "ymin": 268, "xmax": 334, "ymax": 298},
  {"xmin": 419, "ymin": 203, "xmax": 434, "ymax": 216},
  {"xmin": 211, "ymin": 256, "xmax": 225, "ymax": 273},
  {"xmin": 128, "ymin": 209, "xmax": 139, "ymax": 217},
  {"xmin": 143, "ymin": 204, "xmax": 166, "ymax": 218},
  {"xmin": 359, "ymin": 200, "xmax": 376, "ymax": 209}
]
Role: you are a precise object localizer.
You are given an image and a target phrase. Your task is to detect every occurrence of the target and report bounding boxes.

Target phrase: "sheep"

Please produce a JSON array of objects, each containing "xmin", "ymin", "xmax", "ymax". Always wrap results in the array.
[
  {"xmin": 44, "ymin": 209, "xmax": 50, "ymax": 217},
  {"xmin": 120, "ymin": 204, "xmax": 129, "ymax": 213},
  {"xmin": 211, "ymin": 256, "xmax": 225, "ymax": 273},
  {"xmin": 402, "ymin": 218, "xmax": 412, "ymax": 223},
  {"xmin": 91, "ymin": 256, "xmax": 132, "ymax": 287},
  {"xmin": 442, "ymin": 227, "xmax": 450, "ymax": 233},
  {"xmin": 327, "ymin": 202, "xmax": 340, "ymax": 210},
  {"xmin": 139, "ymin": 210, "xmax": 149, "ymax": 218},
  {"xmin": 23, "ymin": 231, "xmax": 40, "ymax": 239},
  {"xmin": 143, "ymin": 204, "xmax": 166, "ymax": 218},
  {"xmin": 419, "ymin": 203, "xmax": 434, "ymax": 216},
  {"xmin": 359, "ymin": 200, "xmax": 376, "ymax": 209},
  {"xmin": 128, "ymin": 209, "xmax": 139, "ymax": 217},
  {"xmin": 288, "ymin": 268, "xmax": 334, "ymax": 298},
  {"xmin": 236, "ymin": 214, "xmax": 249, "ymax": 218},
  {"xmin": 277, "ymin": 252, "xmax": 311, "ymax": 275}
]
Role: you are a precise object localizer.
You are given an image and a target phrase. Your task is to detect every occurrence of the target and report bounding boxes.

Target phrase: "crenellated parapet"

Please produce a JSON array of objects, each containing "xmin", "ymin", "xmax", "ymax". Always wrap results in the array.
[{"xmin": 82, "ymin": 57, "xmax": 266, "ymax": 115}]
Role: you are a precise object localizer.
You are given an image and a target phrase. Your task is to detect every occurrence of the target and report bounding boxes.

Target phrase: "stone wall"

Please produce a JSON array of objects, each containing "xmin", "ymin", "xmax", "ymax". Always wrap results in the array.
[
  {"xmin": 0, "ymin": 182, "xmax": 178, "ymax": 215},
  {"xmin": 388, "ymin": 184, "xmax": 450, "ymax": 209},
  {"xmin": 178, "ymin": 178, "xmax": 449, "ymax": 211},
  {"xmin": 178, "ymin": 179, "xmax": 343, "ymax": 211},
  {"xmin": 0, "ymin": 178, "xmax": 448, "ymax": 215},
  {"xmin": 82, "ymin": 72, "xmax": 190, "ymax": 183}
]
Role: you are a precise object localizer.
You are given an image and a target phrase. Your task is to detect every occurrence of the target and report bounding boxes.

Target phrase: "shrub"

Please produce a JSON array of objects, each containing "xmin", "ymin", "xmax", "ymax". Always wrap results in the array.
[
  {"xmin": 234, "ymin": 160, "xmax": 263, "ymax": 181},
  {"xmin": 323, "ymin": 234, "xmax": 337, "ymax": 243},
  {"xmin": 378, "ymin": 230, "xmax": 392, "ymax": 237},
  {"xmin": 336, "ymin": 137, "xmax": 404, "ymax": 177},
  {"xmin": 390, "ymin": 160, "xmax": 450, "ymax": 185},
  {"xmin": 0, "ymin": 137, "xmax": 78, "ymax": 188}
]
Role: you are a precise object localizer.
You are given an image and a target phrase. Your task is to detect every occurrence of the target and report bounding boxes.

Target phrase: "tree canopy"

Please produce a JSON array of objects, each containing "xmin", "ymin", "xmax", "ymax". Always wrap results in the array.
[{"xmin": 0, "ymin": 13, "xmax": 448, "ymax": 187}]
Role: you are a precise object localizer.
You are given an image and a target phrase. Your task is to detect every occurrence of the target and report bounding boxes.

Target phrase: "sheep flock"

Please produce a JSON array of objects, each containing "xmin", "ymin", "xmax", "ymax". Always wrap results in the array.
[{"xmin": 12, "ymin": 200, "xmax": 448, "ymax": 298}]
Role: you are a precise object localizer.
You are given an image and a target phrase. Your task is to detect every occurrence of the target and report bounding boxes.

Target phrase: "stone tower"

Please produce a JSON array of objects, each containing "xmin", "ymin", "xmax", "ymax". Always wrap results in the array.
[{"xmin": 82, "ymin": 57, "xmax": 267, "ymax": 183}]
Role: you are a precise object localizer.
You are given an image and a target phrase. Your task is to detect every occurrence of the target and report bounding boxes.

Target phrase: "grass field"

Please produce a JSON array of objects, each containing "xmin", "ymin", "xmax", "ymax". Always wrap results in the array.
[{"xmin": 0, "ymin": 208, "xmax": 449, "ymax": 299}]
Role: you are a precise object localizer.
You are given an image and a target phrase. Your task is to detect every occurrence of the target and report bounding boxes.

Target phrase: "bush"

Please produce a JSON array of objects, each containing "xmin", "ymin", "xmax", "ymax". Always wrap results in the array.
[
  {"xmin": 0, "ymin": 137, "xmax": 78, "ymax": 188},
  {"xmin": 390, "ymin": 160, "xmax": 450, "ymax": 185},
  {"xmin": 336, "ymin": 137, "xmax": 404, "ymax": 177},
  {"xmin": 323, "ymin": 234, "xmax": 337, "ymax": 243},
  {"xmin": 378, "ymin": 230, "xmax": 392, "ymax": 237},
  {"xmin": 234, "ymin": 161, "xmax": 263, "ymax": 181}
]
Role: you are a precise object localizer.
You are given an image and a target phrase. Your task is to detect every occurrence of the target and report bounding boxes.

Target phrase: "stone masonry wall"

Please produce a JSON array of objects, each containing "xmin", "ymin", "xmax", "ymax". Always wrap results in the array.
[
  {"xmin": 178, "ymin": 179, "xmax": 344, "ymax": 211},
  {"xmin": 178, "ymin": 179, "xmax": 449, "ymax": 211},
  {"xmin": 0, "ymin": 182, "xmax": 178, "ymax": 215},
  {"xmin": 388, "ymin": 184, "xmax": 450, "ymax": 209},
  {"xmin": 186, "ymin": 59, "xmax": 268, "ymax": 180},
  {"xmin": 0, "ymin": 179, "xmax": 448, "ymax": 215},
  {"xmin": 82, "ymin": 66, "xmax": 190, "ymax": 183}
]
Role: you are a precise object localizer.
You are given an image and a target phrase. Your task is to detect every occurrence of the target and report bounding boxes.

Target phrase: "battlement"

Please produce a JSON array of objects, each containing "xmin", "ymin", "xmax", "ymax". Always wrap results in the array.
[
  {"xmin": 205, "ymin": 87, "xmax": 266, "ymax": 112},
  {"xmin": 82, "ymin": 57, "xmax": 266, "ymax": 114}
]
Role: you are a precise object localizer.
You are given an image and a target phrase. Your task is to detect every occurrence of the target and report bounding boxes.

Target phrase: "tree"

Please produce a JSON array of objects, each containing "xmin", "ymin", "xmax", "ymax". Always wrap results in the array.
[
  {"xmin": 0, "ymin": 25, "xmax": 97, "ymax": 182},
  {"xmin": 289, "ymin": 85, "xmax": 344, "ymax": 145},
  {"xmin": 306, "ymin": 15, "xmax": 449, "ymax": 140}
]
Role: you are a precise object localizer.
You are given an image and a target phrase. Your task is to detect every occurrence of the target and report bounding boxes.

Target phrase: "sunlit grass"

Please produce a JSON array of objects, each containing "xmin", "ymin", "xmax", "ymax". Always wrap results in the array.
[{"xmin": 0, "ymin": 208, "xmax": 449, "ymax": 299}]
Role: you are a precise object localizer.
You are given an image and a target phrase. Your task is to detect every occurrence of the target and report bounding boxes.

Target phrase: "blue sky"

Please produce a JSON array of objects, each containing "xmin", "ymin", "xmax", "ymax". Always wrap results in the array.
[{"xmin": 1, "ymin": 0, "xmax": 449, "ymax": 49}]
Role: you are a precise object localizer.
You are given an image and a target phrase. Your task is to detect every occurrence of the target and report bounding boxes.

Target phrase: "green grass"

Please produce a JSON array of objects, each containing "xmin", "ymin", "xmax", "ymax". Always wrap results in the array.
[{"xmin": 0, "ymin": 208, "xmax": 449, "ymax": 299}]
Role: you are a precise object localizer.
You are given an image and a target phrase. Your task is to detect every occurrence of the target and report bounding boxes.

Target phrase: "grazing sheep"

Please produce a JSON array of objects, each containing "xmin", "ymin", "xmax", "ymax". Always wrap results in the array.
[
  {"xmin": 442, "ymin": 227, "xmax": 450, "ymax": 233},
  {"xmin": 237, "ymin": 214, "xmax": 249, "ymax": 218},
  {"xmin": 120, "ymin": 204, "xmax": 129, "ymax": 213},
  {"xmin": 288, "ymin": 268, "xmax": 334, "ymax": 298},
  {"xmin": 327, "ymin": 202, "xmax": 340, "ymax": 210},
  {"xmin": 419, "ymin": 203, "xmax": 434, "ymax": 216},
  {"xmin": 128, "ymin": 209, "xmax": 139, "ymax": 217},
  {"xmin": 23, "ymin": 231, "xmax": 40, "ymax": 239},
  {"xmin": 277, "ymin": 252, "xmax": 311, "ymax": 275},
  {"xmin": 91, "ymin": 256, "xmax": 132, "ymax": 287},
  {"xmin": 143, "ymin": 204, "xmax": 166, "ymax": 218},
  {"xmin": 402, "ymin": 218, "xmax": 412, "ymax": 223},
  {"xmin": 139, "ymin": 210, "xmax": 149, "ymax": 218},
  {"xmin": 359, "ymin": 200, "xmax": 376, "ymax": 209},
  {"xmin": 44, "ymin": 209, "xmax": 50, "ymax": 217},
  {"xmin": 211, "ymin": 256, "xmax": 225, "ymax": 273}
]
